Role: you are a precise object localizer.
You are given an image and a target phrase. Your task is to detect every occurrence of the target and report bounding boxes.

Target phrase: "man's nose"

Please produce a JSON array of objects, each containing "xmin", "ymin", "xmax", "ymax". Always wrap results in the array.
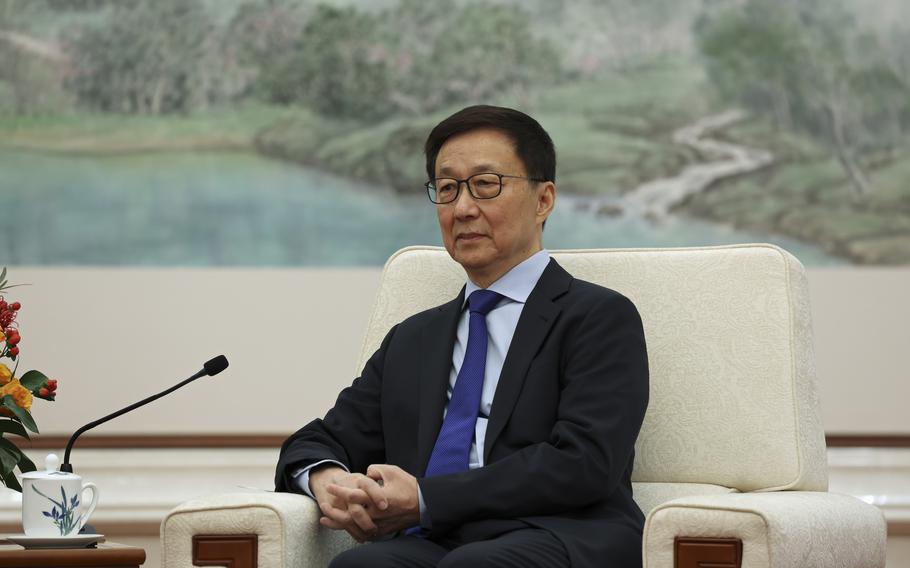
[{"xmin": 453, "ymin": 181, "xmax": 479, "ymax": 217}]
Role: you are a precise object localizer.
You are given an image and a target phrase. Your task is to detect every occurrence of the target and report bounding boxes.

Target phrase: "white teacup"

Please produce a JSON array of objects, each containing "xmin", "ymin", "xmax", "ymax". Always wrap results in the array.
[{"xmin": 21, "ymin": 454, "xmax": 99, "ymax": 537}]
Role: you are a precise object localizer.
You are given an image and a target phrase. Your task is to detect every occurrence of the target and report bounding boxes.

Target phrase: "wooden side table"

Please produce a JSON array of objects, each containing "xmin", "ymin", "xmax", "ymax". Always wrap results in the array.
[{"xmin": 0, "ymin": 541, "xmax": 145, "ymax": 567}]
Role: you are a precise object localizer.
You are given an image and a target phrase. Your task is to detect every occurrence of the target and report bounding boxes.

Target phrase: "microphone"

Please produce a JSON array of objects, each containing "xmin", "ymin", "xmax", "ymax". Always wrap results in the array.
[{"xmin": 59, "ymin": 355, "xmax": 229, "ymax": 473}]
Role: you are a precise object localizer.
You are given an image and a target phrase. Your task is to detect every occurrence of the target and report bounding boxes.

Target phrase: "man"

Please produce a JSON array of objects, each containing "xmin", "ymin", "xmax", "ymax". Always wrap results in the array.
[{"xmin": 276, "ymin": 105, "xmax": 649, "ymax": 567}]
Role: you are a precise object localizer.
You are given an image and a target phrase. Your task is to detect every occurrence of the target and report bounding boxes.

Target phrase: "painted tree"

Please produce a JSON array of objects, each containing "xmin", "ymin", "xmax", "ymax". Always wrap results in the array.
[
  {"xmin": 244, "ymin": 1, "xmax": 562, "ymax": 121},
  {"xmin": 387, "ymin": 1, "xmax": 562, "ymax": 114},
  {"xmin": 66, "ymin": 0, "xmax": 233, "ymax": 115},
  {"xmin": 226, "ymin": 0, "xmax": 309, "ymax": 103},
  {"xmin": 696, "ymin": 0, "xmax": 910, "ymax": 196},
  {"xmin": 282, "ymin": 5, "xmax": 393, "ymax": 120},
  {"xmin": 0, "ymin": 0, "xmax": 69, "ymax": 114}
]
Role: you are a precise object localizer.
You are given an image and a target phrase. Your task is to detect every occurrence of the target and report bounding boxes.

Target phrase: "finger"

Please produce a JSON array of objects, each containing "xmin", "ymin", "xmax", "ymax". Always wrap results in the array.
[
  {"xmin": 319, "ymin": 504, "xmax": 370, "ymax": 543},
  {"xmin": 319, "ymin": 516, "xmax": 344, "ymax": 530},
  {"xmin": 347, "ymin": 529, "xmax": 369, "ymax": 544},
  {"xmin": 319, "ymin": 499, "xmax": 367, "ymax": 535},
  {"xmin": 322, "ymin": 497, "xmax": 378, "ymax": 537},
  {"xmin": 366, "ymin": 464, "xmax": 383, "ymax": 480},
  {"xmin": 320, "ymin": 516, "xmax": 370, "ymax": 543},
  {"xmin": 356, "ymin": 475, "xmax": 388, "ymax": 510},
  {"xmin": 366, "ymin": 464, "xmax": 390, "ymax": 486},
  {"xmin": 347, "ymin": 503, "xmax": 379, "ymax": 535},
  {"xmin": 320, "ymin": 486, "xmax": 348, "ymax": 507},
  {"xmin": 319, "ymin": 500, "xmax": 350, "ymax": 524},
  {"xmin": 327, "ymin": 485, "xmax": 375, "ymax": 509}
]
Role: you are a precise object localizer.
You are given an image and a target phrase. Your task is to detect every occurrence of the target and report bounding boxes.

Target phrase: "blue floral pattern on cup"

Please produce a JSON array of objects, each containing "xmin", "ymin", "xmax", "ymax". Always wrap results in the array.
[{"xmin": 32, "ymin": 485, "xmax": 82, "ymax": 536}]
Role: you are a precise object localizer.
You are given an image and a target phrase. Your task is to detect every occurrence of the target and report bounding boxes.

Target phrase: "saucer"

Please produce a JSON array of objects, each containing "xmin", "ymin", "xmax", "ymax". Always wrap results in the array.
[{"xmin": 3, "ymin": 533, "xmax": 105, "ymax": 549}]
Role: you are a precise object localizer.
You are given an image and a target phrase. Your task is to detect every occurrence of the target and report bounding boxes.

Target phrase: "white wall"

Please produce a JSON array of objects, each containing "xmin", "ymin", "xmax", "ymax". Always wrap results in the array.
[
  {"xmin": 6, "ymin": 264, "xmax": 908, "ymax": 436},
  {"xmin": 808, "ymin": 268, "xmax": 910, "ymax": 433}
]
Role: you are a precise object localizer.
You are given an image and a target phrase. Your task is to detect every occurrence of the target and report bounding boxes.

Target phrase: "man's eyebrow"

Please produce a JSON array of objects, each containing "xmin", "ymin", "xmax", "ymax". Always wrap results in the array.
[{"xmin": 437, "ymin": 163, "xmax": 501, "ymax": 176}]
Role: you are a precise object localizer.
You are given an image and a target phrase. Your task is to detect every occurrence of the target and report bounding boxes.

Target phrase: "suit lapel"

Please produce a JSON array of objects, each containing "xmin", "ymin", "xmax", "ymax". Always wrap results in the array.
[
  {"xmin": 416, "ymin": 288, "xmax": 465, "ymax": 473},
  {"xmin": 483, "ymin": 259, "xmax": 572, "ymax": 464}
]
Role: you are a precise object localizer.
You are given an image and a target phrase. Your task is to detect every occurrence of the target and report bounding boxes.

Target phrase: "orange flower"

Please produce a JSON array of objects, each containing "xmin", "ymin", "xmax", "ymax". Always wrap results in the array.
[
  {"xmin": 0, "ymin": 379, "xmax": 32, "ymax": 411},
  {"xmin": 0, "ymin": 363, "xmax": 11, "ymax": 385}
]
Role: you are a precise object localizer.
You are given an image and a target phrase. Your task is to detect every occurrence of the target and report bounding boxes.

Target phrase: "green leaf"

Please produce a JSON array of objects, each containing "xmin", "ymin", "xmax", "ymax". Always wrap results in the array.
[
  {"xmin": 0, "ymin": 419, "xmax": 29, "ymax": 439},
  {"xmin": 19, "ymin": 370, "xmax": 49, "ymax": 392},
  {"xmin": 17, "ymin": 451, "xmax": 36, "ymax": 473},
  {"xmin": 1, "ymin": 468, "xmax": 21, "ymax": 492},
  {"xmin": 0, "ymin": 436, "xmax": 21, "ymax": 454},
  {"xmin": 0, "ymin": 437, "xmax": 22, "ymax": 464},
  {"xmin": 0, "ymin": 267, "xmax": 6, "ymax": 283},
  {"xmin": 1, "ymin": 396, "xmax": 38, "ymax": 433},
  {"xmin": 0, "ymin": 445, "xmax": 19, "ymax": 475}
]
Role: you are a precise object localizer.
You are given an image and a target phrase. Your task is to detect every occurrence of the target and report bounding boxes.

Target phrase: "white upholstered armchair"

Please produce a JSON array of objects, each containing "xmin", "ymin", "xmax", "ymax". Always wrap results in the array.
[{"xmin": 161, "ymin": 244, "xmax": 886, "ymax": 568}]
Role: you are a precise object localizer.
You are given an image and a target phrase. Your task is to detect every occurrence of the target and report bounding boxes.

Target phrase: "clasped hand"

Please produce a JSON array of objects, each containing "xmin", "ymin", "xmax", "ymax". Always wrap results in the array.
[{"xmin": 310, "ymin": 464, "xmax": 420, "ymax": 542}]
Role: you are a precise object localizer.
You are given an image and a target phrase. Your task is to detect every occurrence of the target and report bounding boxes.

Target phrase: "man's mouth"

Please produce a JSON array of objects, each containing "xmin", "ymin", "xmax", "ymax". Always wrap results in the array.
[{"xmin": 456, "ymin": 232, "xmax": 485, "ymax": 242}]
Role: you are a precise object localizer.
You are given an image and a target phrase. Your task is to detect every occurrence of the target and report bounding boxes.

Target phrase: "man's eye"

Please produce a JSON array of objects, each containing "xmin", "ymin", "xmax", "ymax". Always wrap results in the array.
[{"xmin": 437, "ymin": 183, "xmax": 456, "ymax": 193}]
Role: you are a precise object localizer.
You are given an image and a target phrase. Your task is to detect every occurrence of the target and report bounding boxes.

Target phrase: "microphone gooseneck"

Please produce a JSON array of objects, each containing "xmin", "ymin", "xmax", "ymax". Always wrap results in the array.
[{"xmin": 59, "ymin": 355, "xmax": 229, "ymax": 473}]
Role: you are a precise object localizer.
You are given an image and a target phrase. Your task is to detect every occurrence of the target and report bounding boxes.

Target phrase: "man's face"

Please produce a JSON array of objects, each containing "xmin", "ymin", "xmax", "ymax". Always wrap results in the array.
[{"xmin": 434, "ymin": 128, "xmax": 555, "ymax": 286}]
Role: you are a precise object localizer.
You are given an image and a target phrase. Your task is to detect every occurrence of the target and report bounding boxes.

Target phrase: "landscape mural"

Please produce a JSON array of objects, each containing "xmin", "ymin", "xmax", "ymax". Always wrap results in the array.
[{"xmin": 1, "ymin": 0, "xmax": 909, "ymax": 266}]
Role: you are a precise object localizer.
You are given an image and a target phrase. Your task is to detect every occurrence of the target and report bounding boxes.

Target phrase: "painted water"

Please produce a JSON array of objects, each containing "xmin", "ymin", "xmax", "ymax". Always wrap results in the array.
[{"xmin": 0, "ymin": 149, "xmax": 843, "ymax": 266}]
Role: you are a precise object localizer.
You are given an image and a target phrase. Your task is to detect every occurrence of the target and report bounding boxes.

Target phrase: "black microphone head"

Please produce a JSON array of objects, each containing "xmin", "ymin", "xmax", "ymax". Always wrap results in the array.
[{"xmin": 203, "ymin": 355, "xmax": 229, "ymax": 376}]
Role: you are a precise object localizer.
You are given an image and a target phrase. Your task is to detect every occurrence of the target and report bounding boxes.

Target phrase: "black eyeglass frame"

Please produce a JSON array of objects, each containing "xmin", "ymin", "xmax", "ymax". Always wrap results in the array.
[{"xmin": 425, "ymin": 172, "xmax": 548, "ymax": 204}]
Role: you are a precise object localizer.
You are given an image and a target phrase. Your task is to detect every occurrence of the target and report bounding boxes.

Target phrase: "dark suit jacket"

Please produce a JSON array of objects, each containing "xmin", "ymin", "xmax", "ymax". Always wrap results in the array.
[{"xmin": 276, "ymin": 259, "xmax": 650, "ymax": 568}]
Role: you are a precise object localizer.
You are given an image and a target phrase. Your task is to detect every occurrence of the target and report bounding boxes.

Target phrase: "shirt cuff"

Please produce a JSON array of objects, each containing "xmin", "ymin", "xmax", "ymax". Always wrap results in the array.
[
  {"xmin": 417, "ymin": 481, "xmax": 431, "ymax": 529},
  {"xmin": 292, "ymin": 460, "xmax": 348, "ymax": 498}
]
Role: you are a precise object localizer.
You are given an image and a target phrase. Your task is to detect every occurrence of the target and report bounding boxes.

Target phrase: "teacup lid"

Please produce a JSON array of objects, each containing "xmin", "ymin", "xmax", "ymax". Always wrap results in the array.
[{"xmin": 20, "ymin": 454, "xmax": 77, "ymax": 480}]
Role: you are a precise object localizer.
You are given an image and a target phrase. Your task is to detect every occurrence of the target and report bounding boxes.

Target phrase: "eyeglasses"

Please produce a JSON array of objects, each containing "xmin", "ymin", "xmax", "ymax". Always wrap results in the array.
[{"xmin": 425, "ymin": 172, "xmax": 547, "ymax": 204}]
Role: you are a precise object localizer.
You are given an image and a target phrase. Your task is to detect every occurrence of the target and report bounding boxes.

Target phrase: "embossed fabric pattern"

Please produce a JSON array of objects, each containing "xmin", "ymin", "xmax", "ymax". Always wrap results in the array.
[
  {"xmin": 160, "ymin": 492, "xmax": 357, "ymax": 568},
  {"xmin": 643, "ymin": 492, "xmax": 887, "ymax": 568}
]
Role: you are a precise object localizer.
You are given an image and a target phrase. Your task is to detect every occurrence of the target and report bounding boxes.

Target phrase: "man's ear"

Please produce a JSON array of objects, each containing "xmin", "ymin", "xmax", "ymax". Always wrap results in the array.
[{"xmin": 537, "ymin": 181, "xmax": 556, "ymax": 220}]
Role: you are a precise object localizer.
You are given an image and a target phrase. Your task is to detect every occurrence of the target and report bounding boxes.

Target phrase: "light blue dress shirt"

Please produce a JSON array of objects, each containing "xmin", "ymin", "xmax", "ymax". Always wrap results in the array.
[{"xmin": 295, "ymin": 250, "xmax": 551, "ymax": 527}]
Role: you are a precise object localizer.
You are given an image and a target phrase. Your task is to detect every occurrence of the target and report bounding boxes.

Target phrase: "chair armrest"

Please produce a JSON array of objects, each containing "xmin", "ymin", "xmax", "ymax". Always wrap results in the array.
[
  {"xmin": 161, "ymin": 492, "xmax": 357, "ymax": 568},
  {"xmin": 643, "ymin": 491, "xmax": 886, "ymax": 568}
]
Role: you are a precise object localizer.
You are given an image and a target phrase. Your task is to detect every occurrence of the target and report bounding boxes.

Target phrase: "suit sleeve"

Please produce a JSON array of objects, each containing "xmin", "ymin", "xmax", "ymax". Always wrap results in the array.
[
  {"xmin": 274, "ymin": 324, "xmax": 398, "ymax": 493},
  {"xmin": 418, "ymin": 293, "xmax": 649, "ymax": 533}
]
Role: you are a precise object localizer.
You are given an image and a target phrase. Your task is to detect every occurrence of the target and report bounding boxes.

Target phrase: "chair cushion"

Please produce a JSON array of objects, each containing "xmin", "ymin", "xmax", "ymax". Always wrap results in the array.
[{"xmin": 632, "ymin": 481, "xmax": 737, "ymax": 516}]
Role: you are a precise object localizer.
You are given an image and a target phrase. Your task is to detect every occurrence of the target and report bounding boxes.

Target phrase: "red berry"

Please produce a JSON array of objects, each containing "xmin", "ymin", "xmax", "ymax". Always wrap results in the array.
[
  {"xmin": 7, "ymin": 336, "xmax": 18, "ymax": 346},
  {"xmin": 38, "ymin": 387, "xmax": 49, "ymax": 397},
  {"xmin": 48, "ymin": 379, "xmax": 58, "ymax": 389},
  {"xmin": 9, "ymin": 347, "xmax": 18, "ymax": 356},
  {"xmin": 10, "ymin": 302, "xmax": 20, "ymax": 310}
]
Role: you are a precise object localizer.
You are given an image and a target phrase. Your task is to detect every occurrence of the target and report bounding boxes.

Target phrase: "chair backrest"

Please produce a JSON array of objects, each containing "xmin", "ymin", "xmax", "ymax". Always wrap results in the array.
[{"xmin": 357, "ymin": 244, "xmax": 828, "ymax": 493}]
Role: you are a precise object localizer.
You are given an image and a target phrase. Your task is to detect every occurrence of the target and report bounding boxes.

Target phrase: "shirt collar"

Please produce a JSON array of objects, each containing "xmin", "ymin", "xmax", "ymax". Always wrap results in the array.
[{"xmin": 463, "ymin": 249, "xmax": 551, "ymax": 308}]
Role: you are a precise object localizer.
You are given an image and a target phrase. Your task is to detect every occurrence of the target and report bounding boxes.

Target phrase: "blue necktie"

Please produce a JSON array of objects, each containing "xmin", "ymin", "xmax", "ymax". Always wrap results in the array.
[{"xmin": 424, "ymin": 289, "xmax": 503, "ymax": 477}]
